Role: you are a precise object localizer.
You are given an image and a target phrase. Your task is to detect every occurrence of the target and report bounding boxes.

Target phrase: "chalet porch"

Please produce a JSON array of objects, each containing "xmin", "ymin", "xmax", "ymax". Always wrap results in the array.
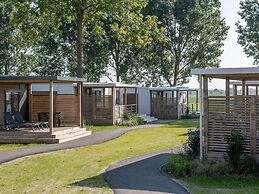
[
  {"xmin": 0, "ymin": 76, "xmax": 91, "ymax": 144},
  {"xmin": 192, "ymin": 67, "xmax": 259, "ymax": 161},
  {"xmin": 83, "ymin": 83, "xmax": 138, "ymax": 125}
]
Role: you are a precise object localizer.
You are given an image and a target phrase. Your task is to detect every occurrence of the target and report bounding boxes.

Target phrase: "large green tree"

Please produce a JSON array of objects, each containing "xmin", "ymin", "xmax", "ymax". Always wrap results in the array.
[
  {"xmin": 0, "ymin": 1, "xmax": 35, "ymax": 75},
  {"xmin": 237, "ymin": 0, "xmax": 259, "ymax": 65},
  {"xmin": 134, "ymin": 0, "xmax": 229, "ymax": 86},
  {"xmin": 12, "ymin": 0, "xmax": 160, "ymax": 78}
]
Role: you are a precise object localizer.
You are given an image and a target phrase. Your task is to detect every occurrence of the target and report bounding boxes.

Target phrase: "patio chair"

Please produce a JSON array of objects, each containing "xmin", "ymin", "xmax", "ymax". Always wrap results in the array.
[
  {"xmin": 4, "ymin": 112, "xmax": 41, "ymax": 131},
  {"xmin": 13, "ymin": 111, "xmax": 49, "ymax": 129}
]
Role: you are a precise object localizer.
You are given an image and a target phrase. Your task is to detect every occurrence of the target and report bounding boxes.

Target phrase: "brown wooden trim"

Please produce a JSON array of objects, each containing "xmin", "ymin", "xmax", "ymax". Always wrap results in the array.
[
  {"xmin": 112, "ymin": 87, "xmax": 116, "ymax": 125},
  {"xmin": 49, "ymin": 80, "xmax": 54, "ymax": 134},
  {"xmin": 242, "ymin": 80, "xmax": 246, "ymax": 96}
]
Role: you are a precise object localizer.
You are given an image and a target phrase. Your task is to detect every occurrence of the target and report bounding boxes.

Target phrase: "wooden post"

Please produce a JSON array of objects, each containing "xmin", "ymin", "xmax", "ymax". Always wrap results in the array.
[
  {"xmin": 77, "ymin": 82, "xmax": 82, "ymax": 127},
  {"xmin": 102, "ymin": 87, "xmax": 105, "ymax": 107},
  {"xmin": 28, "ymin": 83, "xmax": 32, "ymax": 121},
  {"xmin": 176, "ymin": 91, "xmax": 179, "ymax": 119},
  {"xmin": 186, "ymin": 90, "xmax": 189, "ymax": 113},
  {"xmin": 124, "ymin": 88, "xmax": 127, "ymax": 105},
  {"xmin": 196, "ymin": 90, "xmax": 199, "ymax": 112},
  {"xmin": 226, "ymin": 78, "xmax": 230, "ymax": 114},
  {"xmin": 242, "ymin": 80, "xmax": 246, "ymax": 96},
  {"xmin": 203, "ymin": 75, "xmax": 208, "ymax": 160},
  {"xmin": 112, "ymin": 87, "xmax": 116, "ymax": 125},
  {"xmin": 226, "ymin": 78, "xmax": 230, "ymax": 96},
  {"xmin": 49, "ymin": 80, "xmax": 54, "ymax": 134},
  {"xmin": 256, "ymin": 86, "xmax": 258, "ymax": 96},
  {"xmin": 250, "ymin": 96, "xmax": 256, "ymax": 157},
  {"xmin": 92, "ymin": 90, "xmax": 96, "ymax": 119},
  {"xmin": 135, "ymin": 87, "xmax": 138, "ymax": 113},
  {"xmin": 234, "ymin": 85, "xmax": 238, "ymax": 96}
]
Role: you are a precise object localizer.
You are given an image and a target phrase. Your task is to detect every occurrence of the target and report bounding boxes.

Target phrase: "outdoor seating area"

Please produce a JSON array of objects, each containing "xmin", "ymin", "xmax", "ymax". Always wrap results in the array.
[
  {"xmin": 192, "ymin": 67, "xmax": 259, "ymax": 161},
  {"xmin": 82, "ymin": 83, "xmax": 138, "ymax": 125},
  {"xmin": 0, "ymin": 76, "xmax": 91, "ymax": 143}
]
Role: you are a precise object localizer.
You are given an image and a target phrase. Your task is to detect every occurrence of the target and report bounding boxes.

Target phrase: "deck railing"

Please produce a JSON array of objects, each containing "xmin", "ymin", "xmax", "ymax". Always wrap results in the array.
[{"xmin": 115, "ymin": 104, "xmax": 137, "ymax": 119}]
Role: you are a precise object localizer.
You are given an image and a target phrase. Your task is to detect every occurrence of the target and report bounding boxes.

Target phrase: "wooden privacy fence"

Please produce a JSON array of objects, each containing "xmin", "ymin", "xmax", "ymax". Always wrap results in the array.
[
  {"xmin": 83, "ymin": 94, "xmax": 113, "ymax": 125},
  {"xmin": 31, "ymin": 93, "xmax": 78, "ymax": 126},
  {"xmin": 151, "ymin": 96, "xmax": 177, "ymax": 119},
  {"xmin": 206, "ymin": 96, "xmax": 259, "ymax": 159}
]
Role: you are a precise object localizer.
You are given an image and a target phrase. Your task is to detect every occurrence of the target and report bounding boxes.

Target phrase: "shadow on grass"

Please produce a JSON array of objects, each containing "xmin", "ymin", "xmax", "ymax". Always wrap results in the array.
[
  {"xmin": 71, "ymin": 174, "xmax": 109, "ymax": 189},
  {"xmin": 71, "ymin": 153, "xmax": 189, "ymax": 194}
]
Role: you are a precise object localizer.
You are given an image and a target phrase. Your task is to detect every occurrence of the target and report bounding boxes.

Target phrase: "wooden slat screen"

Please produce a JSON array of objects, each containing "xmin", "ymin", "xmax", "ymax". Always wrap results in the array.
[
  {"xmin": 83, "ymin": 94, "xmax": 113, "ymax": 125},
  {"xmin": 151, "ymin": 96, "xmax": 177, "ymax": 119},
  {"xmin": 207, "ymin": 96, "xmax": 259, "ymax": 157}
]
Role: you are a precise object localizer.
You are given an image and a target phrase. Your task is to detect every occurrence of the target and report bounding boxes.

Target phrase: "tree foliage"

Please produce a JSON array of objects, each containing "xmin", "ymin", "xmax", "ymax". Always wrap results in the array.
[
  {"xmin": 12, "ymin": 0, "xmax": 161, "ymax": 78},
  {"xmin": 237, "ymin": 0, "xmax": 259, "ymax": 65},
  {"xmin": 134, "ymin": 0, "xmax": 229, "ymax": 86}
]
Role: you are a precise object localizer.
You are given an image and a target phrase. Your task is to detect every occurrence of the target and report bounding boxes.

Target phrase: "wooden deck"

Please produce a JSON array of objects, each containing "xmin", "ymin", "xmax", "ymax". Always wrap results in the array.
[{"xmin": 0, "ymin": 127, "xmax": 92, "ymax": 144}]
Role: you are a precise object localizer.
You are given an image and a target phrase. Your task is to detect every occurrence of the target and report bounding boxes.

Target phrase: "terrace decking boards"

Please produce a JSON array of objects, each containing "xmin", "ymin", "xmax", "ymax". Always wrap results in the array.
[{"xmin": 0, "ymin": 127, "xmax": 91, "ymax": 144}]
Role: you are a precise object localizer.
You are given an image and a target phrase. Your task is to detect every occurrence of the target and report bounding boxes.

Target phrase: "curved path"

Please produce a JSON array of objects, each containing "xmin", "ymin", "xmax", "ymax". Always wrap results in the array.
[
  {"xmin": 104, "ymin": 149, "xmax": 189, "ymax": 194},
  {"xmin": 0, "ymin": 123, "xmax": 166, "ymax": 164}
]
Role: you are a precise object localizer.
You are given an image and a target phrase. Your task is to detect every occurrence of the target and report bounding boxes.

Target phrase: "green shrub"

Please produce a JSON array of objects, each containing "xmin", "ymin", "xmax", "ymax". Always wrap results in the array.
[
  {"xmin": 165, "ymin": 154, "xmax": 190, "ymax": 177},
  {"xmin": 239, "ymin": 155, "xmax": 258, "ymax": 175},
  {"xmin": 190, "ymin": 159, "xmax": 230, "ymax": 176},
  {"xmin": 180, "ymin": 113, "xmax": 200, "ymax": 119},
  {"xmin": 119, "ymin": 111, "xmax": 144, "ymax": 126},
  {"xmin": 224, "ymin": 130, "xmax": 245, "ymax": 173},
  {"xmin": 184, "ymin": 129, "xmax": 200, "ymax": 159}
]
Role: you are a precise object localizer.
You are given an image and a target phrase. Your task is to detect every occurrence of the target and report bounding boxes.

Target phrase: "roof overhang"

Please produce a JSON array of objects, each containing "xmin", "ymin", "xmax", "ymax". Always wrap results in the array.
[
  {"xmin": 0, "ymin": 76, "xmax": 86, "ymax": 83},
  {"xmin": 83, "ymin": 82, "xmax": 138, "ymax": 88},
  {"xmin": 191, "ymin": 67, "xmax": 259, "ymax": 79}
]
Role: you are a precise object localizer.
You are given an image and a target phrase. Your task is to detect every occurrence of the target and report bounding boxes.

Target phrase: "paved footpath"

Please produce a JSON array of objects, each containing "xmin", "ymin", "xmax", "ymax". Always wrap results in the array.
[
  {"xmin": 0, "ymin": 123, "xmax": 166, "ymax": 164},
  {"xmin": 104, "ymin": 149, "xmax": 189, "ymax": 194}
]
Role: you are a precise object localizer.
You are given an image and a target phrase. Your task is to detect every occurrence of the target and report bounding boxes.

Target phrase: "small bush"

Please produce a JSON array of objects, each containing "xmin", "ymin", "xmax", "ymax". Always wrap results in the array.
[
  {"xmin": 119, "ymin": 111, "xmax": 143, "ymax": 126},
  {"xmin": 190, "ymin": 159, "xmax": 230, "ymax": 176},
  {"xmin": 224, "ymin": 130, "xmax": 245, "ymax": 173},
  {"xmin": 165, "ymin": 154, "xmax": 190, "ymax": 177},
  {"xmin": 184, "ymin": 129, "xmax": 200, "ymax": 159},
  {"xmin": 239, "ymin": 155, "xmax": 258, "ymax": 175},
  {"xmin": 180, "ymin": 113, "xmax": 200, "ymax": 119}
]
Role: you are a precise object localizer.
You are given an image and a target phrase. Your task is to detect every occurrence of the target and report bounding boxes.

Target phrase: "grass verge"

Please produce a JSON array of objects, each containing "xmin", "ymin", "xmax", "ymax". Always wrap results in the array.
[
  {"xmin": 85, "ymin": 125, "xmax": 128, "ymax": 133},
  {"xmin": 0, "ymin": 143, "xmax": 40, "ymax": 151},
  {"xmin": 184, "ymin": 176, "xmax": 259, "ymax": 194},
  {"xmin": 0, "ymin": 119, "xmax": 197, "ymax": 193}
]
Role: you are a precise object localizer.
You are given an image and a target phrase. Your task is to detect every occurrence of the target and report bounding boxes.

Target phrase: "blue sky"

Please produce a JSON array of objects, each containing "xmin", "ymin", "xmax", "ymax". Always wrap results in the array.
[{"xmin": 187, "ymin": 0, "xmax": 254, "ymax": 89}]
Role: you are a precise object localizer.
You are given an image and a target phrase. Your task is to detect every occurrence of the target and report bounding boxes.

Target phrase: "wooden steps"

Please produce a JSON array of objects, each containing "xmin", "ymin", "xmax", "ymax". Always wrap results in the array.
[
  {"xmin": 0, "ymin": 127, "xmax": 92, "ymax": 144},
  {"xmin": 54, "ymin": 127, "xmax": 92, "ymax": 143}
]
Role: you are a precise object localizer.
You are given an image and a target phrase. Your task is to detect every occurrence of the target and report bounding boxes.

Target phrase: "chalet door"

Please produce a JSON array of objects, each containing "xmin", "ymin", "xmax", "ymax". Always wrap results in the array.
[{"xmin": 5, "ymin": 89, "xmax": 21, "ymax": 120}]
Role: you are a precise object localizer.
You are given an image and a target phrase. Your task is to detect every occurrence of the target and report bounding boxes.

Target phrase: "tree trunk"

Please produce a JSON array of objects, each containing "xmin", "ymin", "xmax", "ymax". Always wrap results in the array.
[{"xmin": 76, "ymin": 8, "xmax": 84, "ymax": 78}]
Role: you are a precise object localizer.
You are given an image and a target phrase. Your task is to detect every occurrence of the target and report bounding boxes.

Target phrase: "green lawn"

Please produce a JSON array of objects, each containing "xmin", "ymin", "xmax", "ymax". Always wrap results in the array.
[
  {"xmin": 85, "ymin": 125, "xmax": 128, "ymax": 133},
  {"xmin": 0, "ymin": 119, "xmax": 197, "ymax": 194},
  {"xmin": 0, "ymin": 143, "xmax": 40, "ymax": 151},
  {"xmin": 184, "ymin": 176, "xmax": 259, "ymax": 194}
]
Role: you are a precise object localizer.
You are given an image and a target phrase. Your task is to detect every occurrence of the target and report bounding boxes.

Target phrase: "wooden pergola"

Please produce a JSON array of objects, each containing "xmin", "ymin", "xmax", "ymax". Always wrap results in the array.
[
  {"xmin": 149, "ymin": 87, "xmax": 198, "ymax": 119},
  {"xmin": 82, "ymin": 82, "xmax": 138, "ymax": 125},
  {"xmin": 0, "ymin": 76, "xmax": 85, "ymax": 134},
  {"xmin": 192, "ymin": 67, "xmax": 259, "ymax": 161}
]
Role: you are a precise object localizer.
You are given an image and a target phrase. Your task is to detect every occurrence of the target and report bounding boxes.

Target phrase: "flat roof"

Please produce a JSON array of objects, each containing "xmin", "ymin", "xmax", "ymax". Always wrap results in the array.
[
  {"xmin": 0, "ymin": 76, "xmax": 86, "ymax": 83},
  {"xmin": 192, "ymin": 67, "xmax": 259, "ymax": 76},
  {"xmin": 231, "ymin": 80, "xmax": 259, "ymax": 85},
  {"xmin": 83, "ymin": 82, "xmax": 138, "ymax": 88},
  {"xmin": 148, "ymin": 86, "xmax": 196, "ymax": 91}
]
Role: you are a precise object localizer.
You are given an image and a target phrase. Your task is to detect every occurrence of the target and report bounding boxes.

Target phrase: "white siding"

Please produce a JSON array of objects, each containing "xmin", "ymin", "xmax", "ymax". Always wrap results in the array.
[{"xmin": 137, "ymin": 87, "xmax": 151, "ymax": 115}]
